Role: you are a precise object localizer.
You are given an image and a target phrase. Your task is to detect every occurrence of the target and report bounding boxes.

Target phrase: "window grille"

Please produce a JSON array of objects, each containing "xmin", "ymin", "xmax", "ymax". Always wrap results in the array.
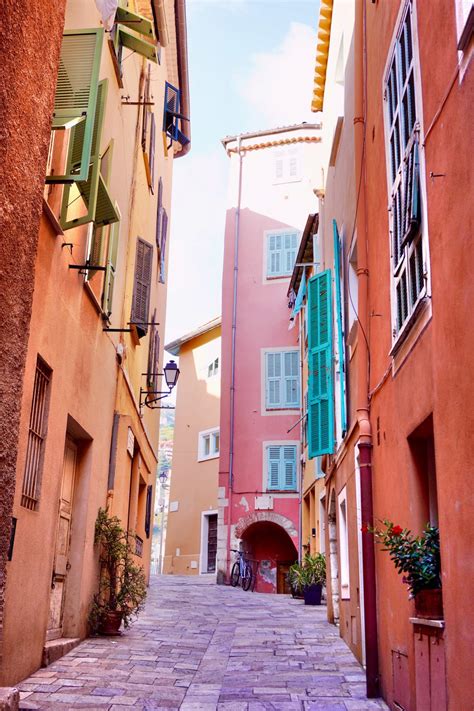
[
  {"xmin": 385, "ymin": 2, "xmax": 424, "ymax": 337},
  {"xmin": 21, "ymin": 358, "xmax": 52, "ymax": 511}
]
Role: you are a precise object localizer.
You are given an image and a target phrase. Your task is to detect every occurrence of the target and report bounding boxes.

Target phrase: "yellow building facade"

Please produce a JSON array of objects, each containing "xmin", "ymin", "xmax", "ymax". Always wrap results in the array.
[{"xmin": 163, "ymin": 319, "xmax": 221, "ymax": 575}]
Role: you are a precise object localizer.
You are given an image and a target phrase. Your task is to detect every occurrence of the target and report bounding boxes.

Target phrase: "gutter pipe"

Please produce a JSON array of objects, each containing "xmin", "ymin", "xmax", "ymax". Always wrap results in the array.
[
  {"xmin": 173, "ymin": 0, "xmax": 191, "ymax": 157},
  {"xmin": 227, "ymin": 135, "xmax": 243, "ymax": 577},
  {"xmin": 354, "ymin": 0, "xmax": 379, "ymax": 698}
]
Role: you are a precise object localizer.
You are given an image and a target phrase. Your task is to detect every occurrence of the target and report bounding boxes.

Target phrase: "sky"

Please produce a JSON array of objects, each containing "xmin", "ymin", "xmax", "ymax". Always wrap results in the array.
[{"xmin": 165, "ymin": 0, "xmax": 319, "ymax": 344}]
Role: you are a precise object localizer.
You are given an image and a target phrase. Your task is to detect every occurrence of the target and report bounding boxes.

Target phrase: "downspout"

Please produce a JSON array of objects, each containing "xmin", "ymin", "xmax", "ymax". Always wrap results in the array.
[
  {"xmin": 354, "ymin": 0, "xmax": 379, "ymax": 698},
  {"xmin": 298, "ymin": 307, "xmax": 304, "ymax": 564},
  {"xmin": 227, "ymin": 135, "xmax": 243, "ymax": 578},
  {"xmin": 173, "ymin": 0, "xmax": 191, "ymax": 158}
]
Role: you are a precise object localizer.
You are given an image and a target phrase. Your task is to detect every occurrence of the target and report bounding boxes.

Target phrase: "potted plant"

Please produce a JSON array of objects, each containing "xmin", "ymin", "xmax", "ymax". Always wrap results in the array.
[
  {"xmin": 89, "ymin": 508, "xmax": 147, "ymax": 635},
  {"xmin": 301, "ymin": 552, "xmax": 326, "ymax": 606},
  {"xmin": 287, "ymin": 561, "xmax": 305, "ymax": 599},
  {"xmin": 366, "ymin": 520, "xmax": 442, "ymax": 619}
]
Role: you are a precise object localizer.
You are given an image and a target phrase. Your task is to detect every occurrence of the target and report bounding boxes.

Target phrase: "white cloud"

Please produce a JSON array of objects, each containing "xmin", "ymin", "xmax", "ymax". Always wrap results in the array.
[
  {"xmin": 237, "ymin": 22, "xmax": 316, "ymax": 127},
  {"xmin": 166, "ymin": 148, "xmax": 228, "ymax": 343}
]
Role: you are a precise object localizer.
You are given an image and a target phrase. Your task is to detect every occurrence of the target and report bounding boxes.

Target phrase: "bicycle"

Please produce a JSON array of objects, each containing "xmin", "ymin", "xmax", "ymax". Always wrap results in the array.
[{"xmin": 230, "ymin": 549, "xmax": 253, "ymax": 591}]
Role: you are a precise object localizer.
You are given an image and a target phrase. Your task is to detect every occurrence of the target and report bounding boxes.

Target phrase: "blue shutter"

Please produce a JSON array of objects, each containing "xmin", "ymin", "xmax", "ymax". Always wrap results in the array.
[
  {"xmin": 267, "ymin": 446, "xmax": 281, "ymax": 490},
  {"xmin": 308, "ymin": 270, "xmax": 334, "ymax": 457},
  {"xmin": 283, "ymin": 351, "xmax": 299, "ymax": 407},
  {"xmin": 333, "ymin": 220, "xmax": 347, "ymax": 436},
  {"xmin": 266, "ymin": 352, "xmax": 282, "ymax": 408},
  {"xmin": 282, "ymin": 446, "xmax": 297, "ymax": 490},
  {"xmin": 267, "ymin": 233, "xmax": 282, "ymax": 277}
]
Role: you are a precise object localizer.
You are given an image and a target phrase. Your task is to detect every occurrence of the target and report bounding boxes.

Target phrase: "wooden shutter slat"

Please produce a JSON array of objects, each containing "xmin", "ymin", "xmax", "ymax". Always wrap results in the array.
[
  {"xmin": 132, "ymin": 238, "xmax": 153, "ymax": 337},
  {"xmin": 332, "ymin": 220, "xmax": 347, "ymax": 435}
]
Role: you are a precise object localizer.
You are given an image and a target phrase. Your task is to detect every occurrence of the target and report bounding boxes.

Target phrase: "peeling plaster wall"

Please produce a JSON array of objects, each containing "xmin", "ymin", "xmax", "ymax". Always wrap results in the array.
[{"xmin": 0, "ymin": 0, "xmax": 66, "ymax": 672}]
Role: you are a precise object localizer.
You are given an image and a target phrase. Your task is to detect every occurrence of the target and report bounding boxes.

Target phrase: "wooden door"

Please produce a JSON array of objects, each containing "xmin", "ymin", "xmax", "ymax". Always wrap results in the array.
[
  {"xmin": 207, "ymin": 514, "xmax": 218, "ymax": 573},
  {"xmin": 277, "ymin": 561, "xmax": 293, "ymax": 594},
  {"xmin": 47, "ymin": 439, "xmax": 77, "ymax": 640}
]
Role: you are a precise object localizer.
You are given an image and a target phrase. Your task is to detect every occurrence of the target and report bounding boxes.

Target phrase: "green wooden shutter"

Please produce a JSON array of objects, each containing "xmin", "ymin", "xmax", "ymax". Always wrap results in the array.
[
  {"xmin": 267, "ymin": 446, "xmax": 281, "ymax": 490},
  {"xmin": 156, "ymin": 178, "xmax": 163, "ymax": 250},
  {"xmin": 114, "ymin": 21, "xmax": 158, "ymax": 64},
  {"xmin": 308, "ymin": 270, "xmax": 334, "ymax": 458},
  {"xmin": 61, "ymin": 80, "xmax": 120, "ymax": 230},
  {"xmin": 282, "ymin": 445, "xmax": 297, "ymax": 490},
  {"xmin": 333, "ymin": 220, "xmax": 347, "ymax": 436},
  {"xmin": 85, "ymin": 224, "xmax": 105, "ymax": 280},
  {"xmin": 159, "ymin": 210, "xmax": 168, "ymax": 283},
  {"xmin": 47, "ymin": 28, "xmax": 104, "ymax": 183},
  {"xmin": 102, "ymin": 212, "xmax": 120, "ymax": 316},
  {"xmin": 131, "ymin": 238, "xmax": 153, "ymax": 338}
]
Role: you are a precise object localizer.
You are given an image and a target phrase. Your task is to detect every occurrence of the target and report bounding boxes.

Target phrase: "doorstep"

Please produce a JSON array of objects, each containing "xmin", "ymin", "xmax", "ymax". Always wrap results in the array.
[{"xmin": 41, "ymin": 638, "xmax": 80, "ymax": 667}]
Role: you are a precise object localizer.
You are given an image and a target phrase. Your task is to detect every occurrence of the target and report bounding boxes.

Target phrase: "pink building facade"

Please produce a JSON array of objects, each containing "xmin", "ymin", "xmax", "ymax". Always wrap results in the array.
[{"xmin": 217, "ymin": 125, "xmax": 323, "ymax": 593}]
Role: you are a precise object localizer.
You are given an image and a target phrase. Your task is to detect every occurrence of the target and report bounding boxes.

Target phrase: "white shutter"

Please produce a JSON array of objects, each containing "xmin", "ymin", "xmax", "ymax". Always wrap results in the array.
[
  {"xmin": 284, "ymin": 351, "xmax": 299, "ymax": 407},
  {"xmin": 283, "ymin": 446, "xmax": 297, "ymax": 490},
  {"xmin": 266, "ymin": 352, "xmax": 282, "ymax": 408}
]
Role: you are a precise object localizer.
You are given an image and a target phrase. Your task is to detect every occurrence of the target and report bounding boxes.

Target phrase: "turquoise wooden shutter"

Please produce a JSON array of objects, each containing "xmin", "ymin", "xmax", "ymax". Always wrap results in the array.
[
  {"xmin": 283, "ymin": 351, "xmax": 299, "ymax": 407},
  {"xmin": 282, "ymin": 446, "xmax": 297, "ymax": 490},
  {"xmin": 308, "ymin": 269, "xmax": 334, "ymax": 457},
  {"xmin": 267, "ymin": 446, "xmax": 281, "ymax": 490},
  {"xmin": 266, "ymin": 352, "xmax": 282, "ymax": 408},
  {"xmin": 333, "ymin": 220, "xmax": 347, "ymax": 436},
  {"xmin": 102, "ymin": 213, "xmax": 120, "ymax": 316},
  {"xmin": 47, "ymin": 28, "xmax": 104, "ymax": 183}
]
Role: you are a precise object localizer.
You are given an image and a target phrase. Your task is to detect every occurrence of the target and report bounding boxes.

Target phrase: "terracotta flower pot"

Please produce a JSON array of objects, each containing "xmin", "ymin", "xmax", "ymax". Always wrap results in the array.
[
  {"xmin": 98, "ymin": 610, "xmax": 123, "ymax": 635},
  {"xmin": 414, "ymin": 588, "xmax": 443, "ymax": 620}
]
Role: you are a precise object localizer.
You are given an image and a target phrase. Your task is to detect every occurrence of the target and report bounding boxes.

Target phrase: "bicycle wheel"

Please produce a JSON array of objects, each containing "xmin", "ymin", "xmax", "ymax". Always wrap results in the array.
[
  {"xmin": 230, "ymin": 561, "xmax": 240, "ymax": 587},
  {"xmin": 241, "ymin": 563, "xmax": 253, "ymax": 591}
]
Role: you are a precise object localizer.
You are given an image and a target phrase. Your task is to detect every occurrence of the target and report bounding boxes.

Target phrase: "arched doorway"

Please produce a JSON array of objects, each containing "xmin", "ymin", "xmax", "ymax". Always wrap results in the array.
[
  {"xmin": 328, "ymin": 489, "xmax": 340, "ymax": 624},
  {"xmin": 239, "ymin": 521, "xmax": 298, "ymax": 594}
]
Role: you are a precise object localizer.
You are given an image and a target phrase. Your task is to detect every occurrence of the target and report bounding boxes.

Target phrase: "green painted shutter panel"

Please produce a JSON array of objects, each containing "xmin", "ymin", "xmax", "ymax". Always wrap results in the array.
[
  {"xmin": 86, "ymin": 225, "xmax": 105, "ymax": 280},
  {"xmin": 282, "ymin": 445, "xmax": 297, "ymax": 490},
  {"xmin": 131, "ymin": 238, "xmax": 153, "ymax": 338},
  {"xmin": 115, "ymin": 6, "xmax": 155, "ymax": 39},
  {"xmin": 116, "ymin": 25, "xmax": 158, "ymax": 63},
  {"xmin": 267, "ymin": 446, "xmax": 281, "ymax": 490},
  {"xmin": 156, "ymin": 178, "xmax": 163, "ymax": 250},
  {"xmin": 103, "ymin": 216, "xmax": 120, "ymax": 316},
  {"xmin": 159, "ymin": 210, "xmax": 168, "ymax": 283},
  {"xmin": 333, "ymin": 220, "xmax": 347, "ymax": 436},
  {"xmin": 308, "ymin": 270, "xmax": 334, "ymax": 458},
  {"xmin": 48, "ymin": 28, "xmax": 104, "ymax": 183}
]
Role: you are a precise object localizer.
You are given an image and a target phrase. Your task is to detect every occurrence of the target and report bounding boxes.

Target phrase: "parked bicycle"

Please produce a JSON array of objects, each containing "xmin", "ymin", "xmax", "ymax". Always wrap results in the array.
[{"xmin": 230, "ymin": 549, "xmax": 253, "ymax": 591}]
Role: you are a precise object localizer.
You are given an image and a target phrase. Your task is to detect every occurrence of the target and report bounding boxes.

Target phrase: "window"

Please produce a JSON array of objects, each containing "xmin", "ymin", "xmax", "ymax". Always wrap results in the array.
[
  {"xmin": 338, "ymin": 488, "xmax": 350, "ymax": 599},
  {"xmin": 198, "ymin": 428, "xmax": 220, "ymax": 461},
  {"xmin": 163, "ymin": 82, "xmax": 189, "ymax": 150},
  {"xmin": 266, "ymin": 445, "xmax": 297, "ymax": 491},
  {"xmin": 273, "ymin": 146, "xmax": 302, "ymax": 184},
  {"xmin": 385, "ymin": 2, "xmax": 426, "ymax": 340},
  {"xmin": 111, "ymin": 6, "xmax": 158, "ymax": 83},
  {"xmin": 131, "ymin": 238, "xmax": 153, "ymax": 338},
  {"xmin": 266, "ymin": 230, "xmax": 298, "ymax": 278},
  {"xmin": 265, "ymin": 350, "xmax": 300, "ymax": 409},
  {"xmin": 60, "ymin": 80, "xmax": 120, "ymax": 231},
  {"xmin": 208, "ymin": 357, "xmax": 219, "ymax": 378},
  {"xmin": 21, "ymin": 357, "xmax": 52, "ymax": 511}
]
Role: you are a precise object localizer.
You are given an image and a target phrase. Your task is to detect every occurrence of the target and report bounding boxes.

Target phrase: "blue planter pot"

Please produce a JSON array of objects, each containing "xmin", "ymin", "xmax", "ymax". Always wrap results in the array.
[{"xmin": 304, "ymin": 583, "xmax": 323, "ymax": 605}]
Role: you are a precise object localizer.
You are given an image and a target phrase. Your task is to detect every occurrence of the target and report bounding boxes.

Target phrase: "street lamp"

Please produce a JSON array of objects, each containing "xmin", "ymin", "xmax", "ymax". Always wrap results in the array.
[
  {"xmin": 140, "ymin": 360, "xmax": 180, "ymax": 411},
  {"xmin": 164, "ymin": 360, "xmax": 180, "ymax": 390}
]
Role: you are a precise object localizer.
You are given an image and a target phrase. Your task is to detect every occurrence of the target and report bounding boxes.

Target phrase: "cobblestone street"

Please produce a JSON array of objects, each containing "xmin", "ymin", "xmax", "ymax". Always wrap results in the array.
[{"xmin": 19, "ymin": 576, "xmax": 388, "ymax": 710}]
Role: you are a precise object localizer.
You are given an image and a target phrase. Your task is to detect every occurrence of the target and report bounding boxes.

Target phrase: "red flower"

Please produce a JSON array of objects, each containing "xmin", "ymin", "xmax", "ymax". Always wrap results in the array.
[
  {"xmin": 361, "ymin": 523, "xmax": 369, "ymax": 534},
  {"xmin": 391, "ymin": 525, "xmax": 403, "ymax": 536}
]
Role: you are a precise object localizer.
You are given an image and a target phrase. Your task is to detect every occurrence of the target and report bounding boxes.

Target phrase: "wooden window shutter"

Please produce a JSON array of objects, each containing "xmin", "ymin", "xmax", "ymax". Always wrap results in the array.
[
  {"xmin": 142, "ymin": 65, "xmax": 151, "ymax": 151},
  {"xmin": 332, "ymin": 220, "xmax": 347, "ymax": 435},
  {"xmin": 156, "ymin": 178, "xmax": 163, "ymax": 251},
  {"xmin": 149, "ymin": 113, "xmax": 156, "ymax": 192},
  {"xmin": 60, "ymin": 80, "xmax": 120, "ymax": 231},
  {"xmin": 282, "ymin": 445, "xmax": 297, "ymax": 490},
  {"xmin": 144, "ymin": 484, "xmax": 153, "ymax": 538},
  {"xmin": 147, "ymin": 310, "xmax": 160, "ymax": 389},
  {"xmin": 283, "ymin": 351, "xmax": 299, "ymax": 407},
  {"xmin": 131, "ymin": 238, "xmax": 153, "ymax": 338},
  {"xmin": 266, "ymin": 352, "xmax": 282, "ymax": 408},
  {"xmin": 114, "ymin": 9, "xmax": 158, "ymax": 64},
  {"xmin": 308, "ymin": 270, "xmax": 335, "ymax": 458},
  {"xmin": 159, "ymin": 210, "xmax": 168, "ymax": 283},
  {"xmin": 102, "ymin": 213, "xmax": 120, "ymax": 316},
  {"xmin": 47, "ymin": 28, "xmax": 104, "ymax": 183},
  {"xmin": 267, "ymin": 446, "xmax": 281, "ymax": 490}
]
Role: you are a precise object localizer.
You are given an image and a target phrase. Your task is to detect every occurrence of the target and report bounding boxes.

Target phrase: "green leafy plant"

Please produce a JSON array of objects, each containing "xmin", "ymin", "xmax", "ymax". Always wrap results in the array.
[
  {"xmin": 287, "ymin": 553, "xmax": 326, "ymax": 592},
  {"xmin": 89, "ymin": 508, "xmax": 147, "ymax": 632},
  {"xmin": 366, "ymin": 520, "xmax": 441, "ymax": 598}
]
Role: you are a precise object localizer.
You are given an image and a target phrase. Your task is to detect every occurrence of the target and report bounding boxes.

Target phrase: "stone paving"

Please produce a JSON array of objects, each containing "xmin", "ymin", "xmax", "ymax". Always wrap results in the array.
[{"xmin": 19, "ymin": 576, "xmax": 388, "ymax": 710}]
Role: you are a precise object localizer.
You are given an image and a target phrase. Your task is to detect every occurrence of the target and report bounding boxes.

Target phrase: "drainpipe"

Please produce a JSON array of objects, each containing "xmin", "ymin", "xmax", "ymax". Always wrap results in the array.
[
  {"xmin": 227, "ymin": 135, "xmax": 243, "ymax": 577},
  {"xmin": 354, "ymin": 0, "xmax": 379, "ymax": 698},
  {"xmin": 298, "ymin": 308, "xmax": 304, "ymax": 564}
]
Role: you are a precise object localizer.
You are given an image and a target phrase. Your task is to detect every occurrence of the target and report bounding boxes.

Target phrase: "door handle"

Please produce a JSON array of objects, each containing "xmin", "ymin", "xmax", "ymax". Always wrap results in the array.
[{"xmin": 66, "ymin": 561, "xmax": 71, "ymax": 571}]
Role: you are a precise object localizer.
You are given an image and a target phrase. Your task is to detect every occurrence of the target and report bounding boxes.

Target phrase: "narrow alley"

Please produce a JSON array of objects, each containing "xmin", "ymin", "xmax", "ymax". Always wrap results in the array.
[{"xmin": 19, "ymin": 577, "xmax": 387, "ymax": 711}]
